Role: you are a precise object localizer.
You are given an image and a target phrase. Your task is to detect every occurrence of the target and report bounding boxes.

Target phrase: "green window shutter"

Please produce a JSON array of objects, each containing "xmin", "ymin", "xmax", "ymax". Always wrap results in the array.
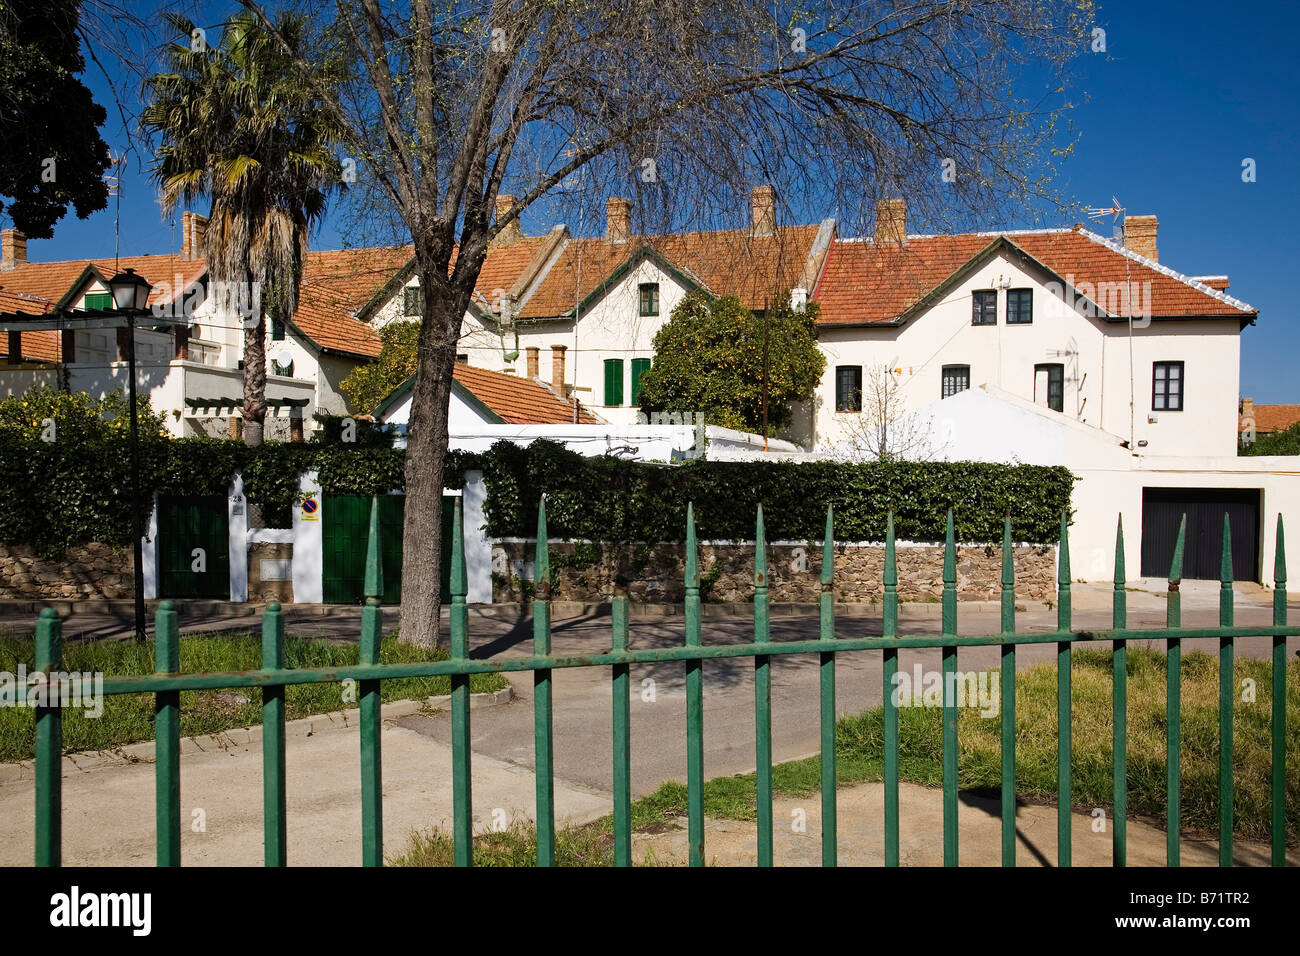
[
  {"xmin": 604, "ymin": 358, "xmax": 624, "ymax": 405},
  {"xmin": 83, "ymin": 292, "xmax": 113, "ymax": 310},
  {"xmin": 271, "ymin": 318, "xmax": 286, "ymax": 341},
  {"xmin": 630, "ymin": 358, "xmax": 651, "ymax": 405}
]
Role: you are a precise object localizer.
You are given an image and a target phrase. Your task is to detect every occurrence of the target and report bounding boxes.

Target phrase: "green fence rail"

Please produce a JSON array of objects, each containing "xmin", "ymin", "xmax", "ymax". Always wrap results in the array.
[{"xmin": 25, "ymin": 498, "xmax": 1296, "ymax": 867}]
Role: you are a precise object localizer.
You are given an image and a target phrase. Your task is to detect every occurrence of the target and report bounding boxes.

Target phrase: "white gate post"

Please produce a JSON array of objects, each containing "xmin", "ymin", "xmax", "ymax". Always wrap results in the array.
[
  {"xmin": 292, "ymin": 470, "xmax": 324, "ymax": 603},
  {"xmin": 229, "ymin": 471, "xmax": 248, "ymax": 602}
]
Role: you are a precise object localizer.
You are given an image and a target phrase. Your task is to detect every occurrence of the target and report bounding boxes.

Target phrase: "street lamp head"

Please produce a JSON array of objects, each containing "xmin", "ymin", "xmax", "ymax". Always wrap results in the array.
[{"xmin": 108, "ymin": 267, "xmax": 152, "ymax": 312}]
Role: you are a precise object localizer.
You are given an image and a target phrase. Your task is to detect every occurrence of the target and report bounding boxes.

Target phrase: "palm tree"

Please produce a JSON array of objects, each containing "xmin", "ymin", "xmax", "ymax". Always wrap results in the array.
[{"xmin": 143, "ymin": 11, "xmax": 343, "ymax": 445}]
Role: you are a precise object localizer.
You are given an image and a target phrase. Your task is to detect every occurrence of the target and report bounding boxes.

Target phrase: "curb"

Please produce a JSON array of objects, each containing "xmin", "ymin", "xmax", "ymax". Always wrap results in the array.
[{"xmin": 0, "ymin": 686, "xmax": 515, "ymax": 785}]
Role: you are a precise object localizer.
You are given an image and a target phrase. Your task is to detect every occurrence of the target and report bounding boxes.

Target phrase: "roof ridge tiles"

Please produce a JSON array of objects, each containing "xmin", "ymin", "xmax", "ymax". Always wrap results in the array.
[{"xmin": 1075, "ymin": 228, "xmax": 1256, "ymax": 313}]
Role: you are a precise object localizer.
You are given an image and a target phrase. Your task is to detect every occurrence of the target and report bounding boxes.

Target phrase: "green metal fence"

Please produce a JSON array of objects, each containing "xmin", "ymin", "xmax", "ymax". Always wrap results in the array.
[{"xmin": 26, "ymin": 497, "xmax": 1296, "ymax": 867}]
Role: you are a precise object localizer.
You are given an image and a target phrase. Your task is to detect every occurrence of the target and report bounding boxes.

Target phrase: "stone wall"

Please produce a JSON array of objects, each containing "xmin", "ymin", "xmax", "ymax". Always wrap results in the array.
[
  {"xmin": 492, "ymin": 540, "xmax": 1057, "ymax": 604},
  {"xmin": 247, "ymin": 542, "xmax": 294, "ymax": 603},
  {"xmin": 0, "ymin": 542, "xmax": 134, "ymax": 599}
]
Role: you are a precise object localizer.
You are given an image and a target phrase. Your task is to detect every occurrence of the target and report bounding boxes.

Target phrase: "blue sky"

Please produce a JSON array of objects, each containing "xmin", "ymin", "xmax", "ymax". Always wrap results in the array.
[{"xmin": 19, "ymin": 1, "xmax": 1299, "ymax": 401}]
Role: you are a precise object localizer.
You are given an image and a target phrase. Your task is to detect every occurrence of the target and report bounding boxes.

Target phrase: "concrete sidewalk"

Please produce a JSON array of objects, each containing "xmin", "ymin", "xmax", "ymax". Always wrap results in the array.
[{"xmin": 0, "ymin": 700, "xmax": 609, "ymax": 867}]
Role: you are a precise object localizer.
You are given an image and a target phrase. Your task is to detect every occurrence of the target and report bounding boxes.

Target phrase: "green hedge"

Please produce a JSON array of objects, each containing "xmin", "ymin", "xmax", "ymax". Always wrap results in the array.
[
  {"xmin": 0, "ymin": 431, "xmax": 1072, "ymax": 556},
  {"xmin": 480, "ymin": 440, "xmax": 1074, "ymax": 543},
  {"xmin": 0, "ymin": 434, "xmax": 480, "ymax": 556}
]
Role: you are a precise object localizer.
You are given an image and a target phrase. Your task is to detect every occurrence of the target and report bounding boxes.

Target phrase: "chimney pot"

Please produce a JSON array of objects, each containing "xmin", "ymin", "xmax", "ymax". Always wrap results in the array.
[
  {"xmin": 874, "ymin": 199, "xmax": 906, "ymax": 244},
  {"xmin": 494, "ymin": 194, "xmax": 523, "ymax": 243},
  {"xmin": 1, "ymin": 229, "xmax": 27, "ymax": 269},
  {"xmin": 751, "ymin": 186, "xmax": 776, "ymax": 236},
  {"xmin": 605, "ymin": 197, "xmax": 632, "ymax": 242},
  {"xmin": 1123, "ymin": 214, "xmax": 1158, "ymax": 262}
]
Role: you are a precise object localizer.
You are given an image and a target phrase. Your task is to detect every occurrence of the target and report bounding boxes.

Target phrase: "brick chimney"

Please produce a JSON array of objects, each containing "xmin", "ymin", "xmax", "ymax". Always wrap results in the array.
[
  {"xmin": 1123, "ymin": 215, "xmax": 1158, "ymax": 262},
  {"xmin": 1240, "ymin": 397, "xmax": 1254, "ymax": 420},
  {"xmin": 551, "ymin": 344, "xmax": 567, "ymax": 391},
  {"xmin": 1, "ymin": 229, "xmax": 27, "ymax": 270},
  {"xmin": 181, "ymin": 212, "xmax": 208, "ymax": 260},
  {"xmin": 605, "ymin": 197, "xmax": 631, "ymax": 243},
  {"xmin": 750, "ymin": 185, "xmax": 776, "ymax": 237},
  {"xmin": 526, "ymin": 346, "xmax": 539, "ymax": 379},
  {"xmin": 874, "ymin": 199, "xmax": 906, "ymax": 244},
  {"xmin": 493, "ymin": 194, "xmax": 523, "ymax": 243}
]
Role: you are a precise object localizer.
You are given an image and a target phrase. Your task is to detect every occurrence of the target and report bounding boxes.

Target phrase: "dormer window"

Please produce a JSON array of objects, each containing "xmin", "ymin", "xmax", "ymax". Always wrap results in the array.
[
  {"xmin": 83, "ymin": 291, "xmax": 113, "ymax": 310},
  {"xmin": 403, "ymin": 285, "xmax": 423, "ymax": 316},
  {"xmin": 638, "ymin": 283, "xmax": 659, "ymax": 316}
]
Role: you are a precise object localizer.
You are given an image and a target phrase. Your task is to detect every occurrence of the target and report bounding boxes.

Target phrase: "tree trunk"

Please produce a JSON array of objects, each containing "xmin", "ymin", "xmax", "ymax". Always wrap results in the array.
[
  {"xmin": 243, "ymin": 305, "xmax": 268, "ymax": 447},
  {"xmin": 397, "ymin": 284, "xmax": 465, "ymax": 650}
]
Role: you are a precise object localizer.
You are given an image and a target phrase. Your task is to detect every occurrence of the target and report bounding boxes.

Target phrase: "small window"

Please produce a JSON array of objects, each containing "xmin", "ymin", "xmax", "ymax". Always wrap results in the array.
[
  {"xmin": 271, "ymin": 318, "xmax": 286, "ymax": 341},
  {"xmin": 630, "ymin": 357, "xmax": 652, "ymax": 405},
  {"xmin": 402, "ymin": 285, "xmax": 423, "ymax": 316},
  {"xmin": 1006, "ymin": 289, "xmax": 1033, "ymax": 324},
  {"xmin": 83, "ymin": 291, "xmax": 113, "ymax": 310},
  {"xmin": 604, "ymin": 358, "xmax": 624, "ymax": 406},
  {"xmin": 271, "ymin": 358, "xmax": 294, "ymax": 377},
  {"xmin": 1152, "ymin": 361, "xmax": 1184, "ymax": 412},
  {"xmin": 456, "ymin": 353, "xmax": 469, "ymax": 364},
  {"xmin": 972, "ymin": 290, "xmax": 997, "ymax": 326},
  {"xmin": 941, "ymin": 364, "xmax": 970, "ymax": 399},
  {"xmin": 638, "ymin": 283, "xmax": 659, "ymax": 317},
  {"xmin": 835, "ymin": 365, "xmax": 862, "ymax": 412},
  {"xmin": 1035, "ymin": 363, "xmax": 1064, "ymax": 413}
]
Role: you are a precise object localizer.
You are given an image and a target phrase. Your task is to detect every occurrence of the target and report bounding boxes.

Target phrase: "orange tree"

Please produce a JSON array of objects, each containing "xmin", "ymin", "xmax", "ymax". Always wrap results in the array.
[{"xmin": 635, "ymin": 291, "xmax": 824, "ymax": 434}]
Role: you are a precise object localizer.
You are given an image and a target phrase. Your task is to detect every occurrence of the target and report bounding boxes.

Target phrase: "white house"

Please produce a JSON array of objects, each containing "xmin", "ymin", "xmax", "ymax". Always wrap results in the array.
[
  {"xmin": 811, "ymin": 200, "xmax": 1256, "ymax": 458},
  {"xmin": 0, "ymin": 216, "xmax": 406, "ymax": 437}
]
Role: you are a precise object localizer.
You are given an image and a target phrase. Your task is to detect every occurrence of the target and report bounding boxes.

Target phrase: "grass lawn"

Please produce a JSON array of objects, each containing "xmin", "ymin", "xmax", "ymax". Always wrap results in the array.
[
  {"xmin": 393, "ymin": 647, "xmax": 1298, "ymax": 865},
  {"xmin": 0, "ymin": 631, "xmax": 508, "ymax": 763}
]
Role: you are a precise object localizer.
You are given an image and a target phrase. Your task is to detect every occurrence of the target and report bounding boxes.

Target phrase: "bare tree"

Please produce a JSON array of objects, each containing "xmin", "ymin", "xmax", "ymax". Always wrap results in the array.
[
  {"xmin": 237, "ymin": 0, "xmax": 1091, "ymax": 648},
  {"xmin": 832, "ymin": 364, "xmax": 942, "ymax": 461}
]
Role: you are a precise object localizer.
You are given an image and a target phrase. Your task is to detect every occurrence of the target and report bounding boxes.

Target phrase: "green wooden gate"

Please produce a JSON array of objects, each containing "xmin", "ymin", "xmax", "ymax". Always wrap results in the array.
[
  {"xmin": 156, "ymin": 495, "xmax": 229, "ymax": 599},
  {"xmin": 322, "ymin": 494, "xmax": 453, "ymax": 604}
]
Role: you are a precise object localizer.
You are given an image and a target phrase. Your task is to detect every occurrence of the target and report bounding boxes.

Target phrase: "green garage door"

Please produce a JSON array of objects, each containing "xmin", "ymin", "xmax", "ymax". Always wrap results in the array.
[
  {"xmin": 157, "ymin": 495, "xmax": 230, "ymax": 599},
  {"xmin": 322, "ymin": 494, "xmax": 454, "ymax": 604}
]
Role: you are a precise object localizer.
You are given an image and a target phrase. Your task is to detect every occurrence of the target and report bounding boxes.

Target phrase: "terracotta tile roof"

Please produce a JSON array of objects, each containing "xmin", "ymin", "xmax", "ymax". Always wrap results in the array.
[
  {"xmin": 289, "ymin": 246, "xmax": 419, "ymax": 358},
  {"xmin": 1240, "ymin": 404, "xmax": 1300, "ymax": 435},
  {"xmin": 0, "ymin": 253, "xmax": 207, "ymax": 309},
  {"xmin": 813, "ymin": 227, "xmax": 1256, "ymax": 325},
  {"xmin": 469, "ymin": 236, "xmax": 552, "ymax": 302},
  {"xmin": 517, "ymin": 225, "xmax": 822, "ymax": 319},
  {"xmin": 0, "ymin": 287, "xmax": 60, "ymax": 361},
  {"xmin": 452, "ymin": 363, "xmax": 599, "ymax": 424}
]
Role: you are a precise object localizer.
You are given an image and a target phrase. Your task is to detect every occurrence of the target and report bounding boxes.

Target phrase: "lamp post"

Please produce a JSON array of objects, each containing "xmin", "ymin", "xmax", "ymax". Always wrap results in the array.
[{"xmin": 108, "ymin": 268, "xmax": 153, "ymax": 643}]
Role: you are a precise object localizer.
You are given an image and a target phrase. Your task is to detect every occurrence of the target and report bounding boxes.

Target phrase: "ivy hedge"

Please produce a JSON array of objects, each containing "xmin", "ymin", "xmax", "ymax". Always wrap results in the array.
[
  {"xmin": 0, "ymin": 432, "xmax": 1072, "ymax": 557},
  {"xmin": 479, "ymin": 440, "xmax": 1075, "ymax": 543}
]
